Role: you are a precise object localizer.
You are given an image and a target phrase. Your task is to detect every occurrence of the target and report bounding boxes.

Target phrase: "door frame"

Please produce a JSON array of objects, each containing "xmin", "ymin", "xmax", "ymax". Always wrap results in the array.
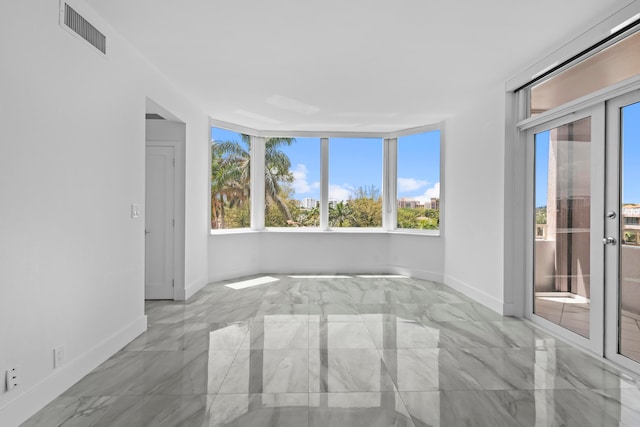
[
  {"xmin": 145, "ymin": 120, "xmax": 186, "ymax": 301},
  {"xmin": 524, "ymin": 104, "xmax": 605, "ymax": 355},
  {"xmin": 605, "ymin": 89, "xmax": 640, "ymax": 372}
]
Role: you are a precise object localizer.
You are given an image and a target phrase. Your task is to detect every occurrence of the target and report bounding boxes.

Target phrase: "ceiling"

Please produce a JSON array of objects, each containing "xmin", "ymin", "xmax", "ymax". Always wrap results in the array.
[{"xmin": 86, "ymin": 0, "xmax": 631, "ymax": 133}]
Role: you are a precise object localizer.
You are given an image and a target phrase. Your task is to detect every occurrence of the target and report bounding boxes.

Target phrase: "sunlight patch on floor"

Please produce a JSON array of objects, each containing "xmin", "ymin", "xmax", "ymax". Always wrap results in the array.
[{"xmin": 225, "ymin": 276, "xmax": 279, "ymax": 290}]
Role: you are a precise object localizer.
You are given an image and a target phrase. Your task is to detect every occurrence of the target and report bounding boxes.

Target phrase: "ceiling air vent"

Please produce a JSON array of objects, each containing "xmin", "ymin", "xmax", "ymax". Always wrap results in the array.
[{"xmin": 61, "ymin": 2, "xmax": 106, "ymax": 54}]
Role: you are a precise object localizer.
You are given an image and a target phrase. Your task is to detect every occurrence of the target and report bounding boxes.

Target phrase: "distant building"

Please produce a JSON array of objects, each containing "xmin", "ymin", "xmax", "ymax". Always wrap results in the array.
[
  {"xmin": 398, "ymin": 198, "xmax": 419, "ymax": 209},
  {"xmin": 623, "ymin": 204, "xmax": 640, "ymax": 245},
  {"xmin": 397, "ymin": 197, "xmax": 439, "ymax": 210},
  {"xmin": 300, "ymin": 198, "xmax": 318, "ymax": 209}
]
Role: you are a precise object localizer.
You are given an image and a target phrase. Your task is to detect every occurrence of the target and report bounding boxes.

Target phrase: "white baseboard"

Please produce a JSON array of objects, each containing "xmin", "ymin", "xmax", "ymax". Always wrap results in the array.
[
  {"xmin": 1, "ymin": 315, "xmax": 147, "ymax": 427},
  {"xmin": 443, "ymin": 274, "xmax": 507, "ymax": 315},
  {"xmin": 183, "ymin": 278, "xmax": 208, "ymax": 301},
  {"xmin": 208, "ymin": 267, "xmax": 261, "ymax": 284},
  {"xmin": 387, "ymin": 265, "xmax": 444, "ymax": 283}
]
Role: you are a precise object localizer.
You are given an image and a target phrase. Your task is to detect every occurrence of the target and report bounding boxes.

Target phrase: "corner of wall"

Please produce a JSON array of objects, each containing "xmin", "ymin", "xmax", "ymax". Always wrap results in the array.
[
  {"xmin": 183, "ymin": 279, "xmax": 209, "ymax": 300},
  {"xmin": 443, "ymin": 274, "xmax": 507, "ymax": 315}
]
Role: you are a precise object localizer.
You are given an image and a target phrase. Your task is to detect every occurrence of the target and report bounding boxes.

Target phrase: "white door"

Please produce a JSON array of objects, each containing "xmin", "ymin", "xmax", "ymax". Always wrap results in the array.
[
  {"xmin": 145, "ymin": 145, "xmax": 175, "ymax": 300},
  {"xmin": 605, "ymin": 91, "xmax": 640, "ymax": 373}
]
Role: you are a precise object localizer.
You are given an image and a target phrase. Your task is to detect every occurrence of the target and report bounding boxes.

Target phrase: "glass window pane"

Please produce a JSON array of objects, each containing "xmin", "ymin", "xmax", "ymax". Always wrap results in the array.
[
  {"xmin": 397, "ymin": 131, "xmax": 440, "ymax": 230},
  {"xmin": 211, "ymin": 127, "xmax": 251, "ymax": 229},
  {"xmin": 329, "ymin": 138, "xmax": 382, "ymax": 228},
  {"xmin": 534, "ymin": 117, "xmax": 591, "ymax": 338},
  {"xmin": 265, "ymin": 137, "xmax": 320, "ymax": 227},
  {"xmin": 620, "ymin": 101, "xmax": 640, "ymax": 363},
  {"xmin": 530, "ymin": 31, "xmax": 640, "ymax": 117}
]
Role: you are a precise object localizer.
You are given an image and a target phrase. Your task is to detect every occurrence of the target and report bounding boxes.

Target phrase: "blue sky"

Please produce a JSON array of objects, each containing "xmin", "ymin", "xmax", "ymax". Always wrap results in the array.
[
  {"xmin": 535, "ymin": 101, "xmax": 640, "ymax": 208},
  {"xmin": 623, "ymin": 102, "xmax": 640, "ymax": 204},
  {"xmin": 211, "ymin": 128, "xmax": 441, "ymax": 202}
]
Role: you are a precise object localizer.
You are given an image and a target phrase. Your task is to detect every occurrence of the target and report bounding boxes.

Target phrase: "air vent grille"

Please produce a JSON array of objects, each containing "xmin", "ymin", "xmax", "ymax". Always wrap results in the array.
[{"xmin": 63, "ymin": 3, "xmax": 106, "ymax": 54}]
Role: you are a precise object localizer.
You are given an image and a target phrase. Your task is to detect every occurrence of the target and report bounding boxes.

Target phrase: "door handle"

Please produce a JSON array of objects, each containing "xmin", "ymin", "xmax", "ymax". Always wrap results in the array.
[
  {"xmin": 603, "ymin": 236, "xmax": 616, "ymax": 246},
  {"xmin": 145, "ymin": 230, "xmax": 151, "ymax": 235}
]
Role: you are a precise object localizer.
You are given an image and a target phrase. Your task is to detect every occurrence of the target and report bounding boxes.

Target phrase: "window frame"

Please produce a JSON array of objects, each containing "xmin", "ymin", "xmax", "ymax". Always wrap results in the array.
[
  {"xmin": 263, "ymin": 136, "xmax": 322, "ymax": 229},
  {"xmin": 394, "ymin": 129, "xmax": 442, "ymax": 232},
  {"xmin": 209, "ymin": 118, "xmax": 444, "ymax": 236}
]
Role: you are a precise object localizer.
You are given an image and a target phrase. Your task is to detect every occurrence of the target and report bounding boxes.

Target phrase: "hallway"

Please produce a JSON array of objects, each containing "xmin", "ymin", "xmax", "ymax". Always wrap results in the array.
[{"xmin": 22, "ymin": 275, "xmax": 640, "ymax": 426}]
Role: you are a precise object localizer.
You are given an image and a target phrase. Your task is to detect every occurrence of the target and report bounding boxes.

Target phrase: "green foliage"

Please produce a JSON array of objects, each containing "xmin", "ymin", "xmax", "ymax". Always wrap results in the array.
[
  {"xmin": 346, "ymin": 188, "xmax": 382, "ymax": 227},
  {"xmin": 396, "ymin": 207, "xmax": 439, "ymax": 229},
  {"xmin": 225, "ymin": 204, "xmax": 250, "ymax": 228},
  {"xmin": 536, "ymin": 207, "xmax": 547, "ymax": 225},
  {"xmin": 295, "ymin": 205, "xmax": 320, "ymax": 227},
  {"xmin": 329, "ymin": 201, "xmax": 355, "ymax": 227},
  {"xmin": 625, "ymin": 231, "xmax": 638, "ymax": 244}
]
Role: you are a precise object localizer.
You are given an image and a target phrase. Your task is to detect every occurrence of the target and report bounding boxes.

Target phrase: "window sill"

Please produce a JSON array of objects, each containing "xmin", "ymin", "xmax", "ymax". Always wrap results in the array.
[
  {"xmin": 389, "ymin": 229, "xmax": 440, "ymax": 237},
  {"xmin": 210, "ymin": 228, "xmax": 440, "ymax": 237}
]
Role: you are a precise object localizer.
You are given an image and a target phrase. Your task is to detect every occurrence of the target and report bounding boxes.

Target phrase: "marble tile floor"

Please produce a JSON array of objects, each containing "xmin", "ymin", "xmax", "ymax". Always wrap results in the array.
[
  {"xmin": 621, "ymin": 311, "xmax": 640, "ymax": 364},
  {"xmin": 22, "ymin": 275, "xmax": 640, "ymax": 426}
]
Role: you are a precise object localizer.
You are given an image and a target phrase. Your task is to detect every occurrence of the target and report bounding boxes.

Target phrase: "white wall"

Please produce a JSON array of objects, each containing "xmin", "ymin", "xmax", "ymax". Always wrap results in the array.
[
  {"xmin": 388, "ymin": 233, "xmax": 444, "ymax": 281},
  {"xmin": 208, "ymin": 232, "xmax": 264, "ymax": 281},
  {"xmin": 443, "ymin": 84, "xmax": 508, "ymax": 314},
  {"xmin": 0, "ymin": 1, "xmax": 208, "ymax": 424},
  {"xmin": 208, "ymin": 231, "xmax": 444, "ymax": 283}
]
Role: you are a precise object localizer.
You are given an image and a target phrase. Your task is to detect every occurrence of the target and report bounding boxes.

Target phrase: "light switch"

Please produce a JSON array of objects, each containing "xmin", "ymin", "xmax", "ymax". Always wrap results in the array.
[{"xmin": 131, "ymin": 204, "xmax": 141, "ymax": 219}]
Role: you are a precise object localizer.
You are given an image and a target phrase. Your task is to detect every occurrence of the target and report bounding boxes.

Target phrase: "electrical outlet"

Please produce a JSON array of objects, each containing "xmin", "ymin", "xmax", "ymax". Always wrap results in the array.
[
  {"xmin": 54, "ymin": 346, "xmax": 64, "ymax": 369},
  {"xmin": 6, "ymin": 366, "xmax": 20, "ymax": 391}
]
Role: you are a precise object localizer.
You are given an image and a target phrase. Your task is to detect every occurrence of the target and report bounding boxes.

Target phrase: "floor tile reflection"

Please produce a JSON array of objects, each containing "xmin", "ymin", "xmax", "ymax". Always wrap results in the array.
[
  {"xmin": 21, "ymin": 274, "xmax": 640, "ymax": 426},
  {"xmin": 309, "ymin": 392, "xmax": 415, "ymax": 427}
]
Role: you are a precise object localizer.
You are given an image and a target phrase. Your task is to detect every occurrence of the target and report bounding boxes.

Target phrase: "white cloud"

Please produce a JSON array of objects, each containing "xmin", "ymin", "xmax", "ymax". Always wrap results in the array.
[
  {"xmin": 291, "ymin": 164, "xmax": 319, "ymax": 195},
  {"xmin": 329, "ymin": 184, "xmax": 353, "ymax": 202},
  {"xmin": 398, "ymin": 177, "xmax": 428, "ymax": 193},
  {"xmin": 414, "ymin": 182, "xmax": 440, "ymax": 203},
  {"xmin": 405, "ymin": 182, "xmax": 440, "ymax": 204}
]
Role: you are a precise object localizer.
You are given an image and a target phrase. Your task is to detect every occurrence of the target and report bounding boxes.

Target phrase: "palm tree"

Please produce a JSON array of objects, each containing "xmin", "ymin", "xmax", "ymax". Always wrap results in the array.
[
  {"xmin": 211, "ymin": 140, "xmax": 249, "ymax": 228},
  {"xmin": 211, "ymin": 134, "xmax": 296, "ymax": 228},
  {"xmin": 329, "ymin": 201, "xmax": 354, "ymax": 227},
  {"xmin": 264, "ymin": 136, "xmax": 295, "ymax": 222}
]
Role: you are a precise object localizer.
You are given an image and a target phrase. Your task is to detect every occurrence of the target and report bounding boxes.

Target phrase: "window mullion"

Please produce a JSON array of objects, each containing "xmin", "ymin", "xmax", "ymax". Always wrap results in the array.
[
  {"xmin": 383, "ymin": 138, "xmax": 398, "ymax": 230},
  {"xmin": 251, "ymin": 136, "xmax": 265, "ymax": 230},
  {"xmin": 320, "ymin": 137, "xmax": 329, "ymax": 230}
]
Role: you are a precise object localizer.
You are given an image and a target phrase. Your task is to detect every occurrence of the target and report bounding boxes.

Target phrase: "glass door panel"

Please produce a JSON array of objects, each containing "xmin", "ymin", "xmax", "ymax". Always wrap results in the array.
[
  {"xmin": 619, "ymin": 101, "xmax": 640, "ymax": 363},
  {"xmin": 534, "ymin": 117, "xmax": 592, "ymax": 338}
]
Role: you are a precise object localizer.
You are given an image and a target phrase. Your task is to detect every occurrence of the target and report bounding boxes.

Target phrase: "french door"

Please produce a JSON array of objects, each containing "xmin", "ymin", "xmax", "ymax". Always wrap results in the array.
[
  {"xmin": 528, "ymin": 106, "xmax": 605, "ymax": 355},
  {"xmin": 528, "ymin": 90, "xmax": 640, "ymax": 372},
  {"xmin": 605, "ymin": 91, "xmax": 640, "ymax": 371}
]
